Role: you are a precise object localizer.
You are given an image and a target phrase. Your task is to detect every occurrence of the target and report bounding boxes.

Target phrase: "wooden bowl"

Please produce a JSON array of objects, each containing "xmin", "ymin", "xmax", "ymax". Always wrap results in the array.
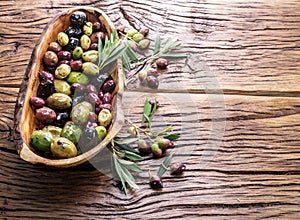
[{"xmin": 13, "ymin": 7, "xmax": 124, "ymax": 168}]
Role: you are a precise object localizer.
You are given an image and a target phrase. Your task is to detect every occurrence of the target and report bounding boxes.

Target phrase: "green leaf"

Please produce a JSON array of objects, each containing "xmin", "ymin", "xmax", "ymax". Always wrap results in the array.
[
  {"xmin": 125, "ymin": 44, "xmax": 138, "ymax": 62},
  {"xmin": 113, "ymin": 156, "xmax": 128, "ymax": 194},
  {"xmin": 115, "ymin": 137, "xmax": 138, "ymax": 145},
  {"xmin": 161, "ymin": 53, "xmax": 187, "ymax": 58},
  {"xmin": 104, "ymin": 35, "xmax": 109, "ymax": 50},
  {"xmin": 120, "ymin": 164, "xmax": 139, "ymax": 189},
  {"xmin": 142, "ymin": 97, "xmax": 152, "ymax": 123},
  {"xmin": 122, "ymin": 53, "xmax": 131, "ymax": 70},
  {"xmin": 100, "ymin": 43, "xmax": 128, "ymax": 69},
  {"xmin": 117, "ymin": 143, "xmax": 139, "ymax": 154},
  {"xmin": 123, "ymin": 150, "xmax": 144, "ymax": 161},
  {"xmin": 152, "ymin": 126, "xmax": 173, "ymax": 137},
  {"xmin": 148, "ymin": 98, "xmax": 157, "ymax": 126},
  {"xmin": 116, "ymin": 133, "xmax": 131, "ymax": 138},
  {"xmin": 117, "ymin": 158, "xmax": 142, "ymax": 172},
  {"xmin": 157, "ymin": 153, "xmax": 173, "ymax": 177},
  {"xmin": 154, "ymin": 34, "xmax": 161, "ymax": 54},
  {"xmin": 97, "ymin": 36, "xmax": 103, "ymax": 66},
  {"xmin": 164, "ymin": 133, "xmax": 180, "ymax": 141},
  {"xmin": 111, "ymin": 29, "xmax": 117, "ymax": 44}
]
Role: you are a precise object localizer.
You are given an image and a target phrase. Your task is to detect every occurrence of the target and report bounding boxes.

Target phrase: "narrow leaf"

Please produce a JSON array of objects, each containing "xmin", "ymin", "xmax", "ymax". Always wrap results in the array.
[
  {"xmin": 117, "ymin": 143, "xmax": 139, "ymax": 154},
  {"xmin": 152, "ymin": 126, "xmax": 173, "ymax": 137},
  {"xmin": 116, "ymin": 133, "xmax": 131, "ymax": 138},
  {"xmin": 148, "ymin": 98, "xmax": 157, "ymax": 125},
  {"xmin": 111, "ymin": 29, "xmax": 117, "ymax": 44},
  {"xmin": 142, "ymin": 97, "xmax": 152, "ymax": 123},
  {"xmin": 154, "ymin": 34, "xmax": 161, "ymax": 54},
  {"xmin": 164, "ymin": 133, "xmax": 180, "ymax": 141},
  {"xmin": 125, "ymin": 45, "xmax": 138, "ymax": 62},
  {"xmin": 122, "ymin": 53, "xmax": 131, "ymax": 70},
  {"xmin": 123, "ymin": 150, "xmax": 144, "ymax": 161},
  {"xmin": 120, "ymin": 165, "xmax": 139, "ymax": 189},
  {"xmin": 115, "ymin": 137, "xmax": 138, "ymax": 145},
  {"xmin": 101, "ymin": 43, "xmax": 128, "ymax": 69},
  {"xmin": 157, "ymin": 153, "xmax": 173, "ymax": 177},
  {"xmin": 124, "ymin": 163, "xmax": 142, "ymax": 172},
  {"xmin": 113, "ymin": 156, "xmax": 128, "ymax": 194},
  {"xmin": 117, "ymin": 158, "xmax": 135, "ymax": 166},
  {"xmin": 97, "ymin": 36, "xmax": 103, "ymax": 66}
]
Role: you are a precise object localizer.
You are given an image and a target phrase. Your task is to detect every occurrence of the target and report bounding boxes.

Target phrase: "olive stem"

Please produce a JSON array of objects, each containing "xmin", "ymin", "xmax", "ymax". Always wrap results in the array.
[{"xmin": 124, "ymin": 117, "xmax": 152, "ymax": 138}]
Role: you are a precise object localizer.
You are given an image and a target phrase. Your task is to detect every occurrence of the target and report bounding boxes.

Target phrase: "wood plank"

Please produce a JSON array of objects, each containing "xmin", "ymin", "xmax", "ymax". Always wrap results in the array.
[{"xmin": 1, "ymin": 0, "xmax": 300, "ymax": 94}]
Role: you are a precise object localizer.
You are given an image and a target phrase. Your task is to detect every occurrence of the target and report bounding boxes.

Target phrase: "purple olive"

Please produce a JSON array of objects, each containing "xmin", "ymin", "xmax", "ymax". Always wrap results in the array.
[
  {"xmin": 71, "ymin": 83, "xmax": 86, "ymax": 94},
  {"xmin": 57, "ymin": 51, "xmax": 72, "ymax": 60},
  {"xmin": 102, "ymin": 80, "xmax": 116, "ymax": 93},
  {"xmin": 30, "ymin": 97, "xmax": 45, "ymax": 109},
  {"xmin": 37, "ymin": 80, "xmax": 55, "ymax": 99},
  {"xmin": 92, "ymin": 22, "xmax": 102, "ymax": 32},
  {"xmin": 149, "ymin": 99, "xmax": 160, "ymax": 109},
  {"xmin": 97, "ymin": 90, "xmax": 104, "ymax": 101},
  {"xmin": 90, "ymin": 43, "xmax": 98, "ymax": 50},
  {"xmin": 88, "ymin": 92, "xmax": 101, "ymax": 106},
  {"xmin": 146, "ymin": 76, "xmax": 159, "ymax": 89},
  {"xmin": 57, "ymin": 60, "xmax": 70, "ymax": 66},
  {"xmin": 35, "ymin": 107, "xmax": 56, "ymax": 124},
  {"xmin": 86, "ymin": 121, "xmax": 98, "ymax": 129},
  {"xmin": 39, "ymin": 71, "xmax": 54, "ymax": 81},
  {"xmin": 137, "ymin": 139, "xmax": 151, "ymax": 155},
  {"xmin": 149, "ymin": 175, "xmax": 163, "ymax": 189},
  {"xmin": 86, "ymin": 84, "xmax": 97, "ymax": 93},
  {"xmin": 72, "ymin": 95, "xmax": 86, "ymax": 107},
  {"xmin": 88, "ymin": 112, "xmax": 98, "ymax": 122},
  {"xmin": 147, "ymin": 68, "xmax": 159, "ymax": 77},
  {"xmin": 102, "ymin": 92, "xmax": 112, "ymax": 104},
  {"xmin": 170, "ymin": 163, "xmax": 186, "ymax": 175},
  {"xmin": 96, "ymin": 103, "xmax": 112, "ymax": 114},
  {"xmin": 44, "ymin": 66, "xmax": 56, "ymax": 74},
  {"xmin": 69, "ymin": 59, "xmax": 82, "ymax": 71}
]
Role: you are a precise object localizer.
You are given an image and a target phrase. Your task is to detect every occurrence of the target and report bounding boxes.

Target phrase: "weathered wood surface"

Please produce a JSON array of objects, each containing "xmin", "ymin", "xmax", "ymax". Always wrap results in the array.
[{"xmin": 0, "ymin": 0, "xmax": 300, "ymax": 219}]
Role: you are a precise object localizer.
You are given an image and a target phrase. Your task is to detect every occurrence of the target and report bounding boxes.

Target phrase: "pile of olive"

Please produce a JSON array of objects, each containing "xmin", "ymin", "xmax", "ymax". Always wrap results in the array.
[{"xmin": 29, "ymin": 11, "xmax": 116, "ymax": 159}]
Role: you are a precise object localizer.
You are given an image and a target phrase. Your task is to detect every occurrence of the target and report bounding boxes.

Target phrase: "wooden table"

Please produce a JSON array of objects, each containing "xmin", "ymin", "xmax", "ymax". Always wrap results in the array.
[{"xmin": 1, "ymin": 0, "xmax": 300, "ymax": 219}]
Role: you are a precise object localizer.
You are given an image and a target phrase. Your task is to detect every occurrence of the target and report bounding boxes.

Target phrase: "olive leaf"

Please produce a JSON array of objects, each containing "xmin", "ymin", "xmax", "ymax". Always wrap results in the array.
[
  {"xmin": 148, "ymin": 98, "xmax": 157, "ymax": 127},
  {"xmin": 142, "ymin": 97, "xmax": 152, "ymax": 124},
  {"xmin": 157, "ymin": 153, "xmax": 173, "ymax": 177},
  {"xmin": 122, "ymin": 150, "xmax": 144, "ymax": 161},
  {"xmin": 122, "ymin": 53, "xmax": 131, "ymax": 70},
  {"xmin": 154, "ymin": 34, "xmax": 161, "ymax": 54},
  {"xmin": 117, "ymin": 143, "xmax": 139, "ymax": 154},
  {"xmin": 164, "ymin": 133, "xmax": 180, "ymax": 141},
  {"xmin": 115, "ymin": 137, "xmax": 138, "ymax": 145},
  {"xmin": 125, "ymin": 44, "xmax": 139, "ymax": 62}
]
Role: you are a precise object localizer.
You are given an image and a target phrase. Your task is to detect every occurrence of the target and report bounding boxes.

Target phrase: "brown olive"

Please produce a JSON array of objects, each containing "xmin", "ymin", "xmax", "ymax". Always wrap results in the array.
[
  {"xmin": 156, "ymin": 58, "xmax": 169, "ymax": 69},
  {"xmin": 48, "ymin": 42, "xmax": 62, "ymax": 53},
  {"xmin": 43, "ymin": 51, "xmax": 58, "ymax": 66},
  {"xmin": 139, "ymin": 27, "xmax": 149, "ymax": 36},
  {"xmin": 146, "ymin": 76, "xmax": 159, "ymax": 89},
  {"xmin": 71, "ymin": 83, "xmax": 86, "ymax": 94},
  {"xmin": 90, "ymin": 32, "xmax": 105, "ymax": 44},
  {"xmin": 36, "ymin": 107, "xmax": 56, "ymax": 124}
]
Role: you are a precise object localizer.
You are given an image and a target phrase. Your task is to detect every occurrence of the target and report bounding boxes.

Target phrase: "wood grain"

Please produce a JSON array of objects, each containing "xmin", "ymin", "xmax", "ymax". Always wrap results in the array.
[{"xmin": 0, "ymin": 0, "xmax": 300, "ymax": 219}]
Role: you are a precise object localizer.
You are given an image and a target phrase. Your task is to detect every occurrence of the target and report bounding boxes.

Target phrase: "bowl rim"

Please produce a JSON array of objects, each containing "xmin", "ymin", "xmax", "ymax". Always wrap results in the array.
[{"xmin": 13, "ymin": 7, "xmax": 124, "ymax": 168}]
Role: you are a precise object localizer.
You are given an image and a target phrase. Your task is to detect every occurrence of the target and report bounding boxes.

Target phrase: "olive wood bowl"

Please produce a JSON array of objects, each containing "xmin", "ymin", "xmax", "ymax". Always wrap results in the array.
[{"xmin": 13, "ymin": 7, "xmax": 124, "ymax": 168}]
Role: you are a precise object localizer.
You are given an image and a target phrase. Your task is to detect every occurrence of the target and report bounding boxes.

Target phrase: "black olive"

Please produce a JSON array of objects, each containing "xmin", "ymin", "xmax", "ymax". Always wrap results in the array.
[
  {"xmin": 65, "ymin": 26, "xmax": 83, "ymax": 38},
  {"xmin": 52, "ymin": 112, "xmax": 70, "ymax": 127},
  {"xmin": 64, "ymin": 37, "xmax": 79, "ymax": 51},
  {"xmin": 70, "ymin": 11, "xmax": 87, "ymax": 28},
  {"xmin": 72, "ymin": 95, "xmax": 86, "ymax": 107},
  {"xmin": 37, "ymin": 80, "xmax": 55, "ymax": 99},
  {"xmin": 90, "ymin": 72, "xmax": 111, "ymax": 89},
  {"xmin": 78, "ymin": 127, "xmax": 99, "ymax": 152}
]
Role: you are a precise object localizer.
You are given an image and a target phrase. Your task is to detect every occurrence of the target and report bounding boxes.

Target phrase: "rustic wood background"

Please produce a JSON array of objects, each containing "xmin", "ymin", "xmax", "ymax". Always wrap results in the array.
[{"xmin": 1, "ymin": 0, "xmax": 300, "ymax": 219}]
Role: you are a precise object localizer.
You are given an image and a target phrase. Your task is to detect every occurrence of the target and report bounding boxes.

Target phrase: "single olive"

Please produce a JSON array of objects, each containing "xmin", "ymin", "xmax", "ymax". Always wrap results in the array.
[
  {"xmin": 61, "ymin": 124, "xmax": 82, "ymax": 145},
  {"xmin": 69, "ymin": 59, "xmax": 82, "ymax": 71},
  {"xmin": 90, "ymin": 43, "xmax": 98, "ymax": 50},
  {"xmin": 36, "ymin": 107, "xmax": 56, "ymax": 124},
  {"xmin": 157, "ymin": 138, "xmax": 173, "ymax": 150},
  {"xmin": 70, "ymin": 11, "xmax": 87, "ymax": 28},
  {"xmin": 51, "ymin": 137, "xmax": 78, "ymax": 159},
  {"xmin": 80, "ymin": 34, "xmax": 91, "ymax": 50},
  {"xmin": 39, "ymin": 70, "xmax": 54, "ymax": 81},
  {"xmin": 147, "ymin": 68, "xmax": 159, "ymax": 77},
  {"xmin": 170, "ymin": 163, "xmax": 186, "ymax": 175},
  {"xmin": 30, "ymin": 97, "xmax": 45, "ymax": 109},
  {"xmin": 64, "ymin": 37, "xmax": 79, "ymax": 51},
  {"xmin": 98, "ymin": 109, "xmax": 112, "ymax": 127},
  {"xmin": 37, "ymin": 80, "xmax": 55, "ymax": 99},
  {"xmin": 138, "ymin": 39, "xmax": 150, "ymax": 50},
  {"xmin": 52, "ymin": 111, "xmax": 70, "ymax": 127},
  {"xmin": 90, "ymin": 32, "xmax": 105, "ymax": 44},
  {"xmin": 138, "ymin": 70, "xmax": 147, "ymax": 83},
  {"xmin": 151, "ymin": 143, "xmax": 163, "ymax": 158},
  {"xmin": 95, "ymin": 126, "xmax": 107, "ymax": 140},
  {"xmin": 48, "ymin": 42, "xmax": 62, "ymax": 53},
  {"xmin": 97, "ymin": 90, "xmax": 104, "ymax": 101},
  {"xmin": 149, "ymin": 175, "xmax": 163, "ymax": 189},
  {"xmin": 78, "ymin": 127, "xmax": 99, "ymax": 152},
  {"xmin": 127, "ymin": 40, "xmax": 137, "ymax": 51},
  {"xmin": 57, "ymin": 51, "xmax": 72, "ymax": 60},
  {"xmin": 65, "ymin": 26, "xmax": 83, "ymax": 38},
  {"xmin": 146, "ymin": 76, "xmax": 159, "ymax": 89},
  {"xmin": 86, "ymin": 84, "xmax": 97, "ymax": 93},
  {"xmin": 42, "ymin": 125, "xmax": 62, "ymax": 139},
  {"xmin": 88, "ymin": 112, "xmax": 98, "ymax": 122},
  {"xmin": 102, "ymin": 80, "xmax": 116, "ymax": 93},
  {"xmin": 96, "ymin": 103, "xmax": 112, "ymax": 113},
  {"xmin": 156, "ymin": 58, "xmax": 169, "ymax": 69},
  {"xmin": 82, "ymin": 50, "xmax": 98, "ymax": 62},
  {"xmin": 132, "ymin": 33, "xmax": 144, "ymax": 42},
  {"xmin": 127, "ymin": 126, "xmax": 137, "ymax": 137},
  {"xmin": 55, "ymin": 64, "xmax": 71, "ymax": 79},
  {"xmin": 139, "ymin": 27, "xmax": 149, "ymax": 36},
  {"xmin": 72, "ymin": 46, "xmax": 83, "ymax": 60},
  {"xmin": 46, "ymin": 93, "xmax": 72, "ymax": 110},
  {"xmin": 126, "ymin": 29, "xmax": 138, "ymax": 38},
  {"xmin": 54, "ymin": 79, "xmax": 71, "ymax": 95},
  {"xmin": 102, "ymin": 92, "xmax": 112, "ymax": 104},
  {"xmin": 137, "ymin": 139, "xmax": 151, "ymax": 155},
  {"xmin": 71, "ymin": 83, "xmax": 86, "ymax": 94},
  {"xmin": 70, "ymin": 101, "xmax": 93, "ymax": 124},
  {"xmin": 72, "ymin": 95, "xmax": 86, "ymax": 107},
  {"xmin": 92, "ymin": 22, "xmax": 102, "ymax": 32},
  {"xmin": 66, "ymin": 71, "xmax": 89, "ymax": 85},
  {"xmin": 44, "ymin": 65, "xmax": 56, "ymax": 74},
  {"xmin": 43, "ymin": 51, "xmax": 58, "ymax": 66},
  {"xmin": 58, "ymin": 32, "xmax": 69, "ymax": 46},
  {"xmin": 30, "ymin": 130, "xmax": 53, "ymax": 152},
  {"xmin": 91, "ymin": 72, "xmax": 110, "ymax": 88},
  {"xmin": 87, "ymin": 92, "xmax": 101, "ymax": 106},
  {"xmin": 82, "ymin": 62, "xmax": 99, "ymax": 75},
  {"xmin": 149, "ymin": 99, "xmax": 160, "ymax": 109},
  {"xmin": 57, "ymin": 60, "xmax": 70, "ymax": 66},
  {"xmin": 83, "ymin": 22, "xmax": 93, "ymax": 36}
]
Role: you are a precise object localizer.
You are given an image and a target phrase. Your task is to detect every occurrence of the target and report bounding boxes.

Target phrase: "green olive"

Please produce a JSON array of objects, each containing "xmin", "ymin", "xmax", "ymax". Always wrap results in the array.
[
  {"xmin": 54, "ymin": 79, "xmax": 71, "ymax": 95},
  {"xmin": 55, "ymin": 64, "xmax": 71, "ymax": 79},
  {"xmin": 83, "ymin": 22, "xmax": 93, "ymax": 36},
  {"xmin": 95, "ymin": 126, "xmax": 107, "ymax": 140},
  {"xmin": 72, "ymin": 46, "xmax": 83, "ymax": 60},
  {"xmin": 82, "ymin": 50, "xmax": 98, "ymax": 62},
  {"xmin": 30, "ymin": 130, "xmax": 53, "ymax": 152},
  {"xmin": 132, "ymin": 33, "xmax": 144, "ymax": 42},
  {"xmin": 61, "ymin": 124, "xmax": 82, "ymax": 145},
  {"xmin": 126, "ymin": 29, "xmax": 138, "ymax": 38},
  {"xmin": 46, "ymin": 93, "xmax": 72, "ymax": 110},
  {"xmin": 66, "ymin": 71, "xmax": 89, "ymax": 85},
  {"xmin": 50, "ymin": 137, "xmax": 77, "ymax": 159},
  {"xmin": 70, "ymin": 101, "xmax": 93, "ymax": 124},
  {"xmin": 82, "ymin": 62, "xmax": 99, "ymax": 75},
  {"xmin": 42, "ymin": 125, "xmax": 62, "ymax": 139},
  {"xmin": 80, "ymin": 35, "xmax": 91, "ymax": 50},
  {"xmin": 58, "ymin": 32, "xmax": 69, "ymax": 46},
  {"xmin": 98, "ymin": 109, "xmax": 112, "ymax": 127}
]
